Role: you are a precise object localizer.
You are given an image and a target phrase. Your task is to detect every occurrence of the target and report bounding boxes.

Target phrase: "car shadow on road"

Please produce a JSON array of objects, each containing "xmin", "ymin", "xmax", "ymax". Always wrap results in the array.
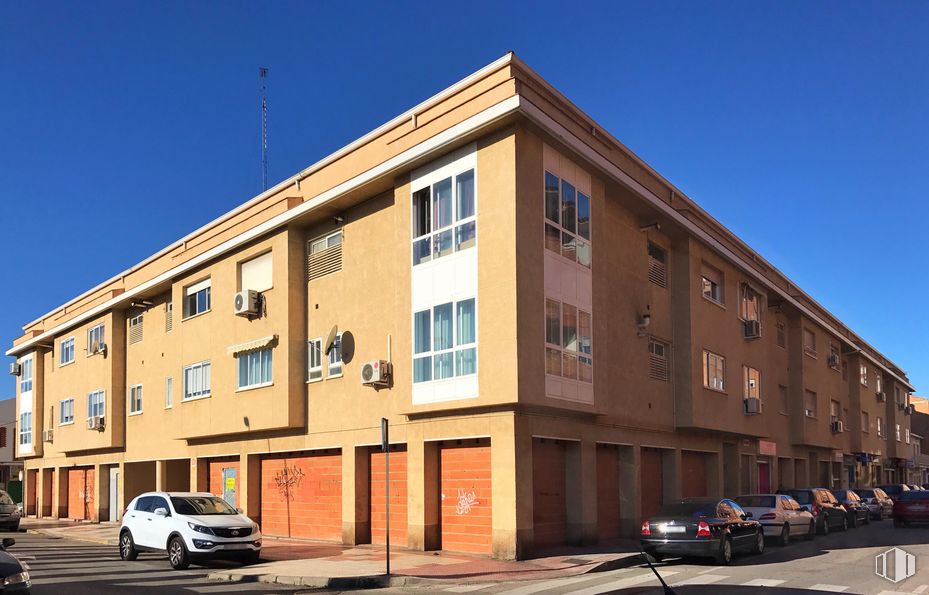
[{"xmin": 608, "ymin": 587, "xmax": 860, "ymax": 594}]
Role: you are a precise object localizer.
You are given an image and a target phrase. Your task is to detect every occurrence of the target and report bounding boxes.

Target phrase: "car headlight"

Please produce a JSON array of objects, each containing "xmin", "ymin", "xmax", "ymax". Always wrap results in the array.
[
  {"xmin": 187, "ymin": 523, "xmax": 215, "ymax": 535},
  {"xmin": 4, "ymin": 571, "xmax": 30, "ymax": 586}
]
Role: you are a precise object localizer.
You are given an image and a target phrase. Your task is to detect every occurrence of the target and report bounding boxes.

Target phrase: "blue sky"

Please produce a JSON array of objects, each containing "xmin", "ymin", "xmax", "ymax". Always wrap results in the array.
[{"xmin": 1, "ymin": 1, "xmax": 927, "ymax": 399}]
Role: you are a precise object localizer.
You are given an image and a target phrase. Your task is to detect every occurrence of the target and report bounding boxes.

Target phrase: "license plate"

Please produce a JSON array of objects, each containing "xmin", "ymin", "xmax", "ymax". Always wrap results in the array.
[
  {"xmin": 222, "ymin": 544, "xmax": 249, "ymax": 550},
  {"xmin": 660, "ymin": 525, "xmax": 685, "ymax": 534}
]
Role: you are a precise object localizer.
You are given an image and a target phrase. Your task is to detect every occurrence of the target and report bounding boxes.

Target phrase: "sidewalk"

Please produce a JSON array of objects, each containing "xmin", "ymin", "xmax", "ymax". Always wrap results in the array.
[{"xmin": 21, "ymin": 518, "xmax": 643, "ymax": 588}]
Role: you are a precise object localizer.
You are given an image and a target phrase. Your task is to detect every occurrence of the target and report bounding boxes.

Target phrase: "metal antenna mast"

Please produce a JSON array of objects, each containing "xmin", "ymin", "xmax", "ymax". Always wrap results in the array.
[{"xmin": 259, "ymin": 67, "xmax": 269, "ymax": 191}]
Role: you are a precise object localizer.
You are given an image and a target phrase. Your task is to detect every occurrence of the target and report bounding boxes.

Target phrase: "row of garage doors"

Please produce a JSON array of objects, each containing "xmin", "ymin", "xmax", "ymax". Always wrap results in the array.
[{"xmin": 206, "ymin": 440, "xmax": 493, "ymax": 554}]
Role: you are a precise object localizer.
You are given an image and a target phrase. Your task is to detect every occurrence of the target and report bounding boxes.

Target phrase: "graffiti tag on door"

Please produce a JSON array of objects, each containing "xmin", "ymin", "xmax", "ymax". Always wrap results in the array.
[
  {"xmin": 455, "ymin": 487, "xmax": 479, "ymax": 515},
  {"xmin": 274, "ymin": 463, "xmax": 305, "ymax": 501}
]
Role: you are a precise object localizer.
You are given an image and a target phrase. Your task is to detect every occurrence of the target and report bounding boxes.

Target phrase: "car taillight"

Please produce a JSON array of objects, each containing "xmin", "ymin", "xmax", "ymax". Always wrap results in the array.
[
  {"xmin": 759, "ymin": 513, "xmax": 776, "ymax": 520},
  {"xmin": 641, "ymin": 520, "xmax": 650, "ymax": 536},
  {"xmin": 696, "ymin": 520, "xmax": 711, "ymax": 537},
  {"xmin": 811, "ymin": 502, "xmax": 820, "ymax": 516}
]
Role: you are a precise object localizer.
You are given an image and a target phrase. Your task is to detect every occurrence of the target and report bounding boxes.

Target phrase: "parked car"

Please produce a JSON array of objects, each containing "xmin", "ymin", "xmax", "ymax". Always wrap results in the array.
[
  {"xmin": 0, "ymin": 537, "xmax": 30, "ymax": 593},
  {"xmin": 909, "ymin": 485, "xmax": 922, "ymax": 491},
  {"xmin": 877, "ymin": 484, "xmax": 910, "ymax": 502},
  {"xmin": 893, "ymin": 490, "xmax": 929, "ymax": 527},
  {"xmin": 119, "ymin": 492, "xmax": 261, "ymax": 570},
  {"xmin": 0, "ymin": 491, "xmax": 21, "ymax": 532},
  {"xmin": 852, "ymin": 487, "xmax": 894, "ymax": 520},
  {"xmin": 776, "ymin": 488, "xmax": 847, "ymax": 534},
  {"xmin": 734, "ymin": 494, "xmax": 815, "ymax": 545},
  {"xmin": 832, "ymin": 489, "xmax": 870, "ymax": 527},
  {"xmin": 641, "ymin": 497, "xmax": 764, "ymax": 565}
]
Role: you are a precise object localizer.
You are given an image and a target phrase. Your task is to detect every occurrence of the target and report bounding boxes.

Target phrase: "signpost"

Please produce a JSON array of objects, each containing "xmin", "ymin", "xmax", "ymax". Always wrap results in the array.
[{"xmin": 381, "ymin": 417, "xmax": 390, "ymax": 576}]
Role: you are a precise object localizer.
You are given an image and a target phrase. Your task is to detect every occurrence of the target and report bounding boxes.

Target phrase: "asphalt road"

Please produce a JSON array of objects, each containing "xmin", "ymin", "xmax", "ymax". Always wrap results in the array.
[{"xmin": 7, "ymin": 532, "xmax": 302, "ymax": 595}]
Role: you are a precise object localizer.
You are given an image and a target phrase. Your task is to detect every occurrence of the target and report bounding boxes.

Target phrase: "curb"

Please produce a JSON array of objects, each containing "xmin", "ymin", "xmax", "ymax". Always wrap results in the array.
[
  {"xmin": 207, "ymin": 571, "xmax": 434, "ymax": 589},
  {"xmin": 26, "ymin": 528, "xmax": 119, "ymax": 547}
]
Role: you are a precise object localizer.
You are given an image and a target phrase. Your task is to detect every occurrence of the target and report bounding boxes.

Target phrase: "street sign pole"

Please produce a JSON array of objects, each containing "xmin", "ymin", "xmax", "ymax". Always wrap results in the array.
[{"xmin": 381, "ymin": 417, "xmax": 390, "ymax": 576}]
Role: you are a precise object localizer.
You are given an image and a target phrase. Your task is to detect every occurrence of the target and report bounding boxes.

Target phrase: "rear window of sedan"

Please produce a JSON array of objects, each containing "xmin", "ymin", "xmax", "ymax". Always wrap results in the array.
[
  {"xmin": 656, "ymin": 501, "xmax": 718, "ymax": 518},
  {"xmin": 735, "ymin": 496, "xmax": 775, "ymax": 508},
  {"xmin": 833, "ymin": 490, "xmax": 859, "ymax": 501},
  {"xmin": 855, "ymin": 489, "xmax": 875, "ymax": 498},
  {"xmin": 784, "ymin": 491, "xmax": 812, "ymax": 504},
  {"xmin": 900, "ymin": 491, "xmax": 929, "ymax": 501}
]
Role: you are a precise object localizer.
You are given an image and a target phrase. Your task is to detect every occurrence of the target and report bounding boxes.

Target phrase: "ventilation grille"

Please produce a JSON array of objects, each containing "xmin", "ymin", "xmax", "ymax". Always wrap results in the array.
[
  {"xmin": 165, "ymin": 303, "xmax": 173, "ymax": 332},
  {"xmin": 129, "ymin": 320, "xmax": 143, "ymax": 345},
  {"xmin": 307, "ymin": 243, "xmax": 343, "ymax": 281},
  {"xmin": 649, "ymin": 352, "xmax": 670, "ymax": 382},
  {"xmin": 648, "ymin": 256, "xmax": 668, "ymax": 288}
]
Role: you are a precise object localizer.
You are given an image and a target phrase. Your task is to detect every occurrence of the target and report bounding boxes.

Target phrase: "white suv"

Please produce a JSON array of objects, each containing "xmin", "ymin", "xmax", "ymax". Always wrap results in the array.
[{"xmin": 119, "ymin": 491, "xmax": 261, "ymax": 570}]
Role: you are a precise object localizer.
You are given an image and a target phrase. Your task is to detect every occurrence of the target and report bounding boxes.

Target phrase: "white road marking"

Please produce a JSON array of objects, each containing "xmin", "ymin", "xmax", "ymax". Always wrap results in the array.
[
  {"xmin": 567, "ymin": 570, "xmax": 680, "ymax": 595},
  {"xmin": 672, "ymin": 574, "xmax": 728, "ymax": 586},
  {"xmin": 742, "ymin": 578, "xmax": 786, "ymax": 587},
  {"xmin": 809, "ymin": 585, "xmax": 849, "ymax": 592},
  {"xmin": 446, "ymin": 585, "xmax": 494, "ymax": 593},
  {"xmin": 875, "ymin": 591, "xmax": 912, "ymax": 595},
  {"xmin": 494, "ymin": 571, "xmax": 634, "ymax": 595},
  {"xmin": 914, "ymin": 587, "xmax": 929, "ymax": 594},
  {"xmin": 697, "ymin": 565, "xmax": 723, "ymax": 574}
]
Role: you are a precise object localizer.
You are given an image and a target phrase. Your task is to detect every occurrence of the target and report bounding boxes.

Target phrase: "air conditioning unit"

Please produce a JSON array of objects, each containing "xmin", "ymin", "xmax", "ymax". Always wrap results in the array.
[
  {"xmin": 8, "ymin": 362, "xmax": 21, "ymax": 376},
  {"xmin": 42, "ymin": 429, "xmax": 54, "ymax": 442},
  {"xmin": 905, "ymin": 404, "xmax": 914, "ymax": 415},
  {"xmin": 743, "ymin": 320, "xmax": 761, "ymax": 339},
  {"xmin": 876, "ymin": 391, "xmax": 887, "ymax": 402},
  {"xmin": 233, "ymin": 290, "xmax": 259, "ymax": 317},
  {"xmin": 743, "ymin": 398, "xmax": 761, "ymax": 414},
  {"xmin": 361, "ymin": 360, "xmax": 391, "ymax": 387},
  {"xmin": 827, "ymin": 353, "xmax": 840, "ymax": 368},
  {"xmin": 86, "ymin": 416, "xmax": 105, "ymax": 431},
  {"xmin": 831, "ymin": 419, "xmax": 844, "ymax": 433},
  {"xmin": 898, "ymin": 402, "xmax": 907, "ymax": 411}
]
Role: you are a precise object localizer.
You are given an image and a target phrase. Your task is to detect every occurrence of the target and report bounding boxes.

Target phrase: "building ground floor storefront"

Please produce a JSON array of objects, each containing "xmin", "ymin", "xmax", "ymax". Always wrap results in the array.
[{"xmin": 19, "ymin": 412, "xmax": 913, "ymax": 560}]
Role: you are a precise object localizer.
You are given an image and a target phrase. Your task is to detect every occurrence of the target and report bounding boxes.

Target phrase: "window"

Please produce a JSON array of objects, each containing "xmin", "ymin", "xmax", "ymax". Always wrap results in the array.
[
  {"xmin": 88, "ymin": 323, "xmax": 105, "ymax": 351},
  {"xmin": 237, "ymin": 348, "xmax": 273, "ymax": 389},
  {"xmin": 165, "ymin": 377, "xmax": 173, "ymax": 409},
  {"xmin": 413, "ymin": 299, "xmax": 478, "ymax": 383},
  {"xmin": 860, "ymin": 364, "xmax": 868, "ymax": 386},
  {"xmin": 129, "ymin": 314, "xmax": 143, "ymax": 344},
  {"xmin": 307, "ymin": 339, "xmax": 323, "ymax": 381},
  {"xmin": 412, "ymin": 169, "xmax": 476, "ymax": 266},
  {"xmin": 830, "ymin": 400, "xmax": 840, "ymax": 423},
  {"xmin": 327, "ymin": 334, "xmax": 343, "ymax": 377},
  {"xmin": 877, "ymin": 416, "xmax": 885, "ymax": 438},
  {"xmin": 240, "ymin": 251, "xmax": 273, "ymax": 292},
  {"xmin": 700, "ymin": 264, "xmax": 724, "ymax": 304},
  {"xmin": 842, "ymin": 359, "xmax": 848, "ymax": 381},
  {"xmin": 544, "ymin": 171, "xmax": 591, "ymax": 268},
  {"xmin": 861, "ymin": 410, "xmax": 870, "ymax": 433},
  {"xmin": 19, "ymin": 358, "xmax": 32, "ymax": 393},
  {"xmin": 828, "ymin": 343, "xmax": 840, "ymax": 369},
  {"xmin": 182, "ymin": 361, "xmax": 211, "ymax": 400},
  {"xmin": 165, "ymin": 299, "xmax": 174, "ymax": 332},
  {"xmin": 743, "ymin": 366, "xmax": 761, "ymax": 401},
  {"xmin": 308, "ymin": 231, "xmax": 343, "ymax": 280},
  {"xmin": 905, "ymin": 428, "xmax": 910, "ymax": 444},
  {"xmin": 876, "ymin": 374, "xmax": 883, "ymax": 394},
  {"xmin": 543, "ymin": 298, "xmax": 592, "ymax": 382},
  {"xmin": 803, "ymin": 389, "xmax": 817, "ymax": 418},
  {"xmin": 60, "ymin": 338, "xmax": 75, "ymax": 366},
  {"xmin": 896, "ymin": 424, "xmax": 902, "ymax": 442},
  {"xmin": 60, "ymin": 398, "xmax": 74, "ymax": 425},
  {"xmin": 702, "ymin": 350, "xmax": 726, "ymax": 391},
  {"xmin": 19, "ymin": 412, "xmax": 31, "ymax": 446},
  {"xmin": 183, "ymin": 279, "xmax": 211, "ymax": 318},
  {"xmin": 739, "ymin": 284, "xmax": 761, "ymax": 322},
  {"xmin": 802, "ymin": 327, "xmax": 816, "ymax": 356},
  {"xmin": 87, "ymin": 390, "xmax": 105, "ymax": 418},
  {"xmin": 778, "ymin": 384, "xmax": 789, "ymax": 415},
  {"xmin": 129, "ymin": 384, "xmax": 143, "ymax": 415},
  {"xmin": 0, "ymin": 428, "xmax": 5, "ymax": 448},
  {"xmin": 648, "ymin": 338, "xmax": 670, "ymax": 382},
  {"xmin": 647, "ymin": 242, "xmax": 667, "ymax": 288},
  {"xmin": 776, "ymin": 321, "xmax": 786, "ymax": 349}
]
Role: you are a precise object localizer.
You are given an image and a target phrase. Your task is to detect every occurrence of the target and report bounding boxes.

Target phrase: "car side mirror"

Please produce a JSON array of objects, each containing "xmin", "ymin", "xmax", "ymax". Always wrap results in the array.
[
  {"xmin": 153, "ymin": 507, "xmax": 169, "ymax": 517},
  {"xmin": 743, "ymin": 511, "xmax": 753, "ymax": 519},
  {"xmin": 2, "ymin": 538, "xmax": 15, "ymax": 549}
]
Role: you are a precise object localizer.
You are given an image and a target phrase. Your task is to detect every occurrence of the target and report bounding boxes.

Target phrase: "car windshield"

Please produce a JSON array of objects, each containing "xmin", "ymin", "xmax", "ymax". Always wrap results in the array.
[
  {"xmin": 787, "ymin": 491, "xmax": 811, "ymax": 504},
  {"xmin": 855, "ymin": 489, "xmax": 874, "ymax": 498},
  {"xmin": 735, "ymin": 496, "xmax": 775, "ymax": 508},
  {"xmin": 171, "ymin": 496, "xmax": 237, "ymax": 515},
  {"xmin": 656, "ymin": 501, "xmax": 717, "ymax": 518},
  {"xmin": 881, "ymin": 485, "xmax": 903, "ymax": 495},
  {"xmin": 833, "ymin": 490, "xmax": 856, "ymax": 501},
  {"xmin": 900, "ymin": 491, "xmax": 929, "ymax": 501}
]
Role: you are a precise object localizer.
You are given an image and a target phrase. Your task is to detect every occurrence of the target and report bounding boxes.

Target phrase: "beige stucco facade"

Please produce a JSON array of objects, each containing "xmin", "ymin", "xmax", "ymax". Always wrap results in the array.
[{"xmin": 9, "ymin": 53, "xmax": 917, "ymax": 559}]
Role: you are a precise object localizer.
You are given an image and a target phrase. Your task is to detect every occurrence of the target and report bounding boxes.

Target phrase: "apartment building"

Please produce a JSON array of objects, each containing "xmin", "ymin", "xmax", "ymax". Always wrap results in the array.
[{"xmin": 7, "ymin": 53, "xmax": 917, "ymax": 559}]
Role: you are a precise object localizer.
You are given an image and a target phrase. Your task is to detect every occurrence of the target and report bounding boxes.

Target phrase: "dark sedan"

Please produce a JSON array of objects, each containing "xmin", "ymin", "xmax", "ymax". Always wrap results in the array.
[
  {"xmin": 878, "ymin": 484, "xmax": 910, "ymax": 502},
  {"xmin": 852, "ymin": 487, "xmax": 893, "ymax": 520},
  {"xmin": 777, "ymin": 488, "xmax": 848, "ymax": 534},
  {"xmin": 641, "ymin": 498, "xmax": 764, "ymax": 565},
  {"xmin": 832, "ymin": 489, "xmax": 871, "ymax": 527},
  {"xmin": 0, "ymin": 538, "xmax": 30, "ymax": 593},
  {"xmin": 893, "ymin": 490, "xmax": 929, "ymax": 527}
]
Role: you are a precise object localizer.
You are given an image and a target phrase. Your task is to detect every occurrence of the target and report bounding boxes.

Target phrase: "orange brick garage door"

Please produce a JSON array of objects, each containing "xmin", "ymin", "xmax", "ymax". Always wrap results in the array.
[
  {"xmin": 439, "ymin": 439, "xmax": 492, "ymax": 554},
  {"xmin": 681, "ymin": 451, "xmax": 708, "ymax": 498},
  {"xmin": 640, "ymin": 448, "xmax": 664, "ymax": 520},
  {"xmin": 370, "ymin": 446, "xmax": 407, "ymax": 546},
  {"xmin": 260, "ymin": 451, "xmax": 342, "ymax": 540},
  {"xmin": 68, "ymin": 467, "xmax": 95, "ymax": 520},
  {"xmin": 532, "ymin": 438, "xmax": 567, "ymax": 549}
]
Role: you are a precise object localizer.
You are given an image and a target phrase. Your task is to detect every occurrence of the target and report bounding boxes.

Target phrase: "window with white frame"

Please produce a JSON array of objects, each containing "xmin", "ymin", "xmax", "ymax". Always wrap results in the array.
[
  {"xmin": 906, "ymin": 427, "xmax": 910, "ymax": 444},
  {"xmin": 328, "ymin": 334, "xmax": 343, "ymax": 377},
  {"xmin": 702, "ymin": 350, "xmax": 726, "ymax": 391},
  {"xmin": 88, "ymin": 323, "xmax": 105, "ymax": 352},
  {"xmin": 60, "ymin": 398, "xmax": 74, "ymax": 425},
  {"xmin": 544, "ymin": 298, "xmax": 592, "ymax": 382},
  {"xmin": 544, "ymin": 171, "xmax": 591, "ymax": 268},
  {"xmin": 743, "ymin": 365, "xmax": 761, "ymax": 401},
  {"xmin": 804, "ymin": 389, "xmax": 817, "ymax": 418},
  {"xmin": 896, "ymin": 423, "xmax": 902, "ymax": 442},
  {"xmin": 307, "ymin": 339, "xmax": 323, "ymax": 381},
  {"xmin": 182, "ymin": 361, "xmax": 211, "ymax": 400},
  {"xmin": 802, "ymin": 327, "xmax": 816, "ymax": 356},
  {"xmin": 129, "ymin": 384, "xmax": 143, "ymax": 414},
  {"xmin": 308, "ymin": 231, "xmax": 343, "ymax": 281},
  {"xmin": 648, "ymin": 338, "xmax": 670, "ymax": 382},
  {"xmin": 165, "ymin": 377, "xmax": 173, "ymax": 408},
  {"xmin": 87, "ymin": 390, "xmax": 105, "ymax": 418},
  {"xmin": 877, "ymin": 416, "xmax": 885, "ymax": 438},
  {"xmin": 861, "ymin": 410, "xmax": 870, "ymax": 433},
  {"xmin": 240, "ymin": 251, "xmax": 273, "ymax": 292},
  {"xmin": 414, "ymin": 299, "xmax": 478, "ymax": 383},
  {"xmin": 739, "ymin": 284, "xmax": 761, "ymax": 322},
  {"xmin": 701, "ymin": 264, "xmax": 724, "ymax": 304},
  {"xmin": 183, "ymin": 279, "xmax": 211, "ymax": 318},
  {"xmin": 129, "ymin": 314, "xmax": 143, "ymax": 344},
  {"xmin": 19, "ymin": 412, "xmax": 31, "ymax": 446},
  {"xmin": 60, "ymin": 338, "xmax": 75, "ymax": 366},
  {"xmin": 876, "ymin": 374, "xmax": 883, "ymax": 394},
  {"xmin": 647, "ymin": 243, "xmax": 668, "ymax": 288},
  {"xmin": 860, "ymin": 364, "xmax": 868, "ymax": 386},
  {"xmin": 19, "ymin": 358, "xmax": 32, "ymax": 393},
  {"xmin": 237, "ymin": 348, "xmax": 273, "ymax": 389},
  {"xmin": 412, "ymin": 169, "xmax": 476, "ymax": 266}
]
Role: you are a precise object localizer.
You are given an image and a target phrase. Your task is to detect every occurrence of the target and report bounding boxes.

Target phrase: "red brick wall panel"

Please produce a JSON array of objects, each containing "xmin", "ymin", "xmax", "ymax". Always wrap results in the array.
[
  {"xmin": 67, "ymin": 468, "xmax": 95, "ymax": 520},
  {"xmin": 370, "ymin": 447, "xmax": 408, "ymax": 546},
  {"xmin": 260, "ymin": 451, "xmax": 342, "ymax": 541},
  {"xmin": 439, "ymin": 440, "xmax": 492, "ymax": 554}
]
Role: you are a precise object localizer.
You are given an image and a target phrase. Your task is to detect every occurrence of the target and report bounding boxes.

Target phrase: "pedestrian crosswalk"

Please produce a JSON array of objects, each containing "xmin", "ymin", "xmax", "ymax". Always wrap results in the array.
[{"xmin": 8, "ymin": 534, "xmax": 297, "ymax": 593}]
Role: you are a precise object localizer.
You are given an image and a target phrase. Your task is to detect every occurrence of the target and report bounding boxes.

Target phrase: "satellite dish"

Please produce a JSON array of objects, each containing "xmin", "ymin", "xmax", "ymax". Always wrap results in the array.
[{"xmin": 324, "ymin": 325, "xmax": 338, "ymax": 355}]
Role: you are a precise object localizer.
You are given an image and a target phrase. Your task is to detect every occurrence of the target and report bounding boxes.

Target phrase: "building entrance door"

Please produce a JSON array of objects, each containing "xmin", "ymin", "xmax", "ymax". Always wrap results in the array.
[
  {"xmin": 222, "ymin": 467, "xmax": 237, "ymax": 507},
  {"xmin": 758, "ymin": 461, "xmax": 770, "ymax": 493},
  {"xmin": 108, "ymin": 467, "xmax": 119, "ymax": 522}
]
